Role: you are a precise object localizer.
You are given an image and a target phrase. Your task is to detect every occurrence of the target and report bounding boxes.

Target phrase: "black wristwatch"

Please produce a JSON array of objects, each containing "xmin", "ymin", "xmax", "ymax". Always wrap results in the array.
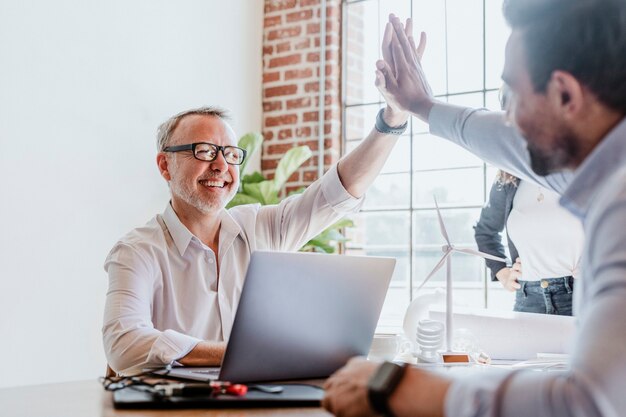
[
  {"xmin": 367, "ymin": 361, "xmax": 407, "ymax": 416},
  {"xmin": 375, "ymin": 108, "xmax": 408, "ymax": 135}
]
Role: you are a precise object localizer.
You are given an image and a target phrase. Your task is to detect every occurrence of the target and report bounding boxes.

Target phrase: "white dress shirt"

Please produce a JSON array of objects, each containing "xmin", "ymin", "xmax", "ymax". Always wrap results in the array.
[{"xmin": 103, "ymin": 165, "xmax": 363, "ymax": 375}]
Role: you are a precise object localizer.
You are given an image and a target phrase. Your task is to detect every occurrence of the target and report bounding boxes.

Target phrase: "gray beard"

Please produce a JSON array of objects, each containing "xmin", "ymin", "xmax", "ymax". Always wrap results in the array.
[{"xmin": 169, "ymin": 178, "xmax": 235, "ymax": 214}]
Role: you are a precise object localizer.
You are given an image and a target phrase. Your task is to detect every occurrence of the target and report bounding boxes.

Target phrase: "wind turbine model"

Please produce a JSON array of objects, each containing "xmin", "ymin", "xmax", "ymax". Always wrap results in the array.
[{"xmin": 415, "ymin": 197, "xmax": 507, "ymax": 360}]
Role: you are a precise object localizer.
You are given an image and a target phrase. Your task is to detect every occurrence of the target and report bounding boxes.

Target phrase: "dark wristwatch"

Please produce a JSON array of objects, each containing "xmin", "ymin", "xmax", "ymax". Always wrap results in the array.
[
  {"xmin": 375, "ymin": 108, "xmax": 408, "ymax": 135},
  {"xmin": 367, "ymin": 361, "xmax": 407, "ymax": 416}
]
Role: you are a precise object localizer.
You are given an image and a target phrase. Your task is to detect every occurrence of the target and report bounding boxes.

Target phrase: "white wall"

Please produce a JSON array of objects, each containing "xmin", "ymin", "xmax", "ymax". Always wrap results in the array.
[{"xmin": 0, "ymin": 0, "xmax": 263, "ymax": 388}]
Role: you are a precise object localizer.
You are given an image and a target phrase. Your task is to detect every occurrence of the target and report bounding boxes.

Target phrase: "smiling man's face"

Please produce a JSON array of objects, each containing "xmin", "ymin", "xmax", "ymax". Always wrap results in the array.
[{"xmin": 162, "ymin": 114, "xmax": 239, "ymax": 214}]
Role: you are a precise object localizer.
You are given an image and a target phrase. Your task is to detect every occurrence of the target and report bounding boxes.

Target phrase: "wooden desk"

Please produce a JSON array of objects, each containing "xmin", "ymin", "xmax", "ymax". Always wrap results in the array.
[{"xmin": 0, "ymin": 380, "xmax": 333, "ymax": 417}]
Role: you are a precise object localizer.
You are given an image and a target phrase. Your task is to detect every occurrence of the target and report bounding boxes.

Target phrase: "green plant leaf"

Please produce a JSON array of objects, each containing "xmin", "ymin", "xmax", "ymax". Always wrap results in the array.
[
  {"xmin": 301, "ymin": 239, "xmax": 334, "ymax": 253},
  {"xmin": 237, "ymin": 132, "xmax": 263, "ymax": 176},
  {"xmin": 242, "ymin": 171, "xmax": 265, "ymax": 184},
  {"xmin": 243, "ymin": 181, "xmax": 280, "ymax": 205},
  {"xmin": 273, "ymin": 146, "xmax": 312, "ymax": 192},
  {"xmin": 226, "ymin": 193, "xmax": 262, "ymax": 208}
]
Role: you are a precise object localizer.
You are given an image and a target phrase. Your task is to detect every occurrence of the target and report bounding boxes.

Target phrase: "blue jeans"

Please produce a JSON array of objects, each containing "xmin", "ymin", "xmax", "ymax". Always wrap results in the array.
[{"xmin": 514, "ymin": 277, "xmax": 574, "ymax": 316}]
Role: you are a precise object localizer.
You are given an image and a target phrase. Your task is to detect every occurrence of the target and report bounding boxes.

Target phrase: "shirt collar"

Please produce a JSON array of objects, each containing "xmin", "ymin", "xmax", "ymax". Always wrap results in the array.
[
  {"xmin": 162, "ymin": 202, "xmax": 243, "ymax": 257},
  {"xmin": 560, "ymin": 117, "xmax": 626, "ymax": 219},
  {"xmin": 162, "ymin": 203, "xmax": 196, "ymax": 256}
]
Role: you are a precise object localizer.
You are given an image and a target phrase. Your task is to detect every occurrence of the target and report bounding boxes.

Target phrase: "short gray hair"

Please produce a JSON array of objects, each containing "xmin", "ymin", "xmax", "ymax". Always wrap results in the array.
[{"xmin": 156, "ymin": 106, "xmax": 230, "ymax": 151}]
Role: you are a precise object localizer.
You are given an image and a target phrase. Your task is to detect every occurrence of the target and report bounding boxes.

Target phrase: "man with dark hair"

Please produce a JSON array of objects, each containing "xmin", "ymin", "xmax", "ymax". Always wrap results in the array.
[{"xmin": 323, "ymin": 0, "xmax": 626, "ymax": 415}]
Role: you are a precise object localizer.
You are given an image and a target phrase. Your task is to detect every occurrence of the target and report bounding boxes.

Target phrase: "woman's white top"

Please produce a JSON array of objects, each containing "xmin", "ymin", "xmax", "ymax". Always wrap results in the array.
[{"xmin": 506, "ymin": 180, "xmax": 584, "ymax": 281}]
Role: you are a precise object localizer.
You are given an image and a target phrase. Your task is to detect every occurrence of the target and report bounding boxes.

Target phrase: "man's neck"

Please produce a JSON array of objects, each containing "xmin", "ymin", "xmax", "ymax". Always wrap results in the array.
[
  {"xmin": 170, "ymin": 198, "xmax": 222, "ymax": 250},
  {"xmin": 572, "ymin": 103, "xmax": 624, "ymax": 166}
]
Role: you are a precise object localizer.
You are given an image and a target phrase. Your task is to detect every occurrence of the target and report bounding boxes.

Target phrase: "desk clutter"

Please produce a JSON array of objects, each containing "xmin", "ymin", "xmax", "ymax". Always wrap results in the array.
[{"xmin": 101, "ymin": 374, "xmax": 324, "ymax": 409}]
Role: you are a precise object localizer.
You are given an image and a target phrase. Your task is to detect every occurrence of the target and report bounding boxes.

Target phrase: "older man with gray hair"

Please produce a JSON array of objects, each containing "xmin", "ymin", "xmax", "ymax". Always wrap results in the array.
[{"xmin": 103, "ymin": 101, "xmax": 409, "ymax": 375}]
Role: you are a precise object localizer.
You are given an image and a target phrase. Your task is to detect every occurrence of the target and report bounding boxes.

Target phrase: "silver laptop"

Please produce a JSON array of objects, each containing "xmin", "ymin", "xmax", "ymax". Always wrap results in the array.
[{"xmin": 154, "ymin": 250, "xmax": 395, "ymax": 383}]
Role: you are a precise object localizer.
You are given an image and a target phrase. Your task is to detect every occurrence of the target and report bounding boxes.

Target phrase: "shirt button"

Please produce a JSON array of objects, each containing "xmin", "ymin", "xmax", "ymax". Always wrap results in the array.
[
  {"xmin": 540, "ymin": 280, "xmax": 549, "ymax": 289},
  {"xmin": 208, "ymin": 258, "xmax": 214, "ymax": 264}
]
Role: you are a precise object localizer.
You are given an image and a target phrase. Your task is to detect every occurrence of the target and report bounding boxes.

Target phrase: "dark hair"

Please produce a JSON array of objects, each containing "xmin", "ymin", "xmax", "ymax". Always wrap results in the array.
[{"xmin": 503, "ymin": 0, "xmax": 626, "ymax": 114}]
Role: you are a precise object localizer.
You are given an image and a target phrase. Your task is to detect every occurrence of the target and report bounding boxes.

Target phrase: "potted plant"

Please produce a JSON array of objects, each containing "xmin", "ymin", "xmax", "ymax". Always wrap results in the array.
[{"xmin": 227, "ymin": 132, "xmax": 353, "ymax": 253}]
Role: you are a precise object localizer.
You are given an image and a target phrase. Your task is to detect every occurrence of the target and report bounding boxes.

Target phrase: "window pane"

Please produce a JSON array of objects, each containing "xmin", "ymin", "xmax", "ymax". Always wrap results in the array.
[
  {"xmin": 364, "ymin": 173, "xmax": 411, "ymax": 209},
  {"xmin": 447, "ymin": 0, "xmax": 484, "ymax": 93},
  {"xmin": 485, "ymin": 89, "xmax": 503, "ymax": 111},
  {"xmin": 413, "ymin": 168, "xmax": 485, "ymax": 206},
  {"xmin": 345, "ymin": 1, "xmax": 381, "ymax": 105},
  {"xmin": 412, "ymin": 0, "xmax": 447, "ymax": 95},
  {"xmin": 413, "ymin": 133, "xmax": 483, "ymax": 170},
  {"xmin": 447, "ymin": 91, "xmax": 484, "ymax": 108},
  {"xmin": 345, "ymin": 211, "xmax": 411, "ymax": 252},
  {"xmin": 485, "ymin": 0, "xmax": 510, "ymax": 89},
  {"xmin": 345, "ymin": 103, "xmax": 382, "ymax": 141},
  {"xmin": 346, "ymin": 136, "xmax": 411, "ymax": 174}
]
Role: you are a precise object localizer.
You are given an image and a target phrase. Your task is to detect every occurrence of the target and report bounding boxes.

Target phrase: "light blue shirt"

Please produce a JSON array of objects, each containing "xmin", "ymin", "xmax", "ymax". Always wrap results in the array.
[{"xmin": 430, "ymin": 102, "xmax": 626, "ymax": 417}]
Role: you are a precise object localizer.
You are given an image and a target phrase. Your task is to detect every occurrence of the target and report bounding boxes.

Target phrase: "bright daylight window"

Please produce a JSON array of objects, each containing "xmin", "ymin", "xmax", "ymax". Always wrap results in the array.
[{"xmin": 342, "ymin": 0, "xmax": 513, "ymax": 333}]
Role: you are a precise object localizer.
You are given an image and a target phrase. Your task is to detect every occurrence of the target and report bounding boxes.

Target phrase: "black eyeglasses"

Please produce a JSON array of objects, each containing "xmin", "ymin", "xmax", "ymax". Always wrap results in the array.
[{"xmin": 162, "ymin": 142, "xmax": 247, "ymax": 165}]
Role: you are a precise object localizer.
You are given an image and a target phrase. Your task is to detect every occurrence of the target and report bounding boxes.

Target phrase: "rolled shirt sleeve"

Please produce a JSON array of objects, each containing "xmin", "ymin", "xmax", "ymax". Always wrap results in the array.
[
  {"xmin": 103, "ymin": 243, "xmax": 201, "ymax": 375},
  {"xmin": 255, "ymin": 163, "xmax": 364, "ymax": 251}
]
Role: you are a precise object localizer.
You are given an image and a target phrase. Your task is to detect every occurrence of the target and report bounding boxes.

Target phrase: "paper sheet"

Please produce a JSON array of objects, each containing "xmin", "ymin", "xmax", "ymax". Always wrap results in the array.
[{"xmin": 428, "ymin": 306, "xmax": 576, "ymax": 360}]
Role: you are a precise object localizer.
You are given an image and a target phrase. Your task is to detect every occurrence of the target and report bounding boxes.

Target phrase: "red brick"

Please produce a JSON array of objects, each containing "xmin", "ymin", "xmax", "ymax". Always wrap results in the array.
[
  {"xmin": 294, "ymin": 38, "xmax": 311, "ymax": 50},
  {"xmin": 262, "ymin": 159, "xmax": 280, "ymax": 170},
  {"xmin": 300, "ymin": 0, "xmax": 320, "ymax": 6},
  {"xmin": 302, "ymin": 110, "xmax": 333, "ymax": 122},
  {"xmin": 306, "ymin": 52, "xmax": 320, "ymax": 63},
  {"xmin": 263, "ymin": 45, "xmax": 274, "ymax": 55},
  {"xmin": 263, "ymin": 71, "xmax": 280, "ymax": 83},
  {"xmin": 267, "ymin": 26, "xmax": 302, "ymax": 41},
  {"xmin": 276, "ymin": 42, "xmax": 291, "ymax": 53},
  {"xmin": 263, "ymin": 100, "xmax": 282, "ymax": 112},
  {"xmin": 285, "ymin": 185, "xmax": 303, "ymax": 195},
  {"xmin": 265, "ymin": 114, "xmax": 298, "ymax": 127},
  {"xmin": 268, "ymin": 143, "xmax": 295, "ymax": 155},
  {"xmin": 306, "ymin": 23, "xmax": 320, "ymax": 35},
  {"xmin": 264, "ymin": 84, "xmax": 298, "ymax": 98},
  {"xmin": 278, "ymin": 128, "xmax": 293, "ymax": 139},
  {"xmin": 303, "ymin": 170, "xmax": 319, "ymax": 182},
  {"xmin": 304, "ymin": 79, "xmax": 338, "ymax": 92},
  {"xmin": 264, "ymin": 15, "xmax": 282, "ymax": 28},
  {"xmin": 285, "ymin": 68, "xmax": 313, "ymax": 80},
  {"xmin": 295, "ymin": 126, "xmax": 312, "ymax": 138},
  {"xmin": 314, "ymin": 35, "xmax": 339, "ymax": 48},
  {"xmin": 286, "ymin": 9, "xmax": 313, "ymax": 22},
  {"xmin": 265, "ymin": 0, "xmax": 296, "ymax": 13},
  {"xmin": 286, "ymin": 97, "xmax": 312, "ymax": 109},
  {"xmin": 288, "ymin": 172, "xmax": 299, "ymax": 182},
  {"xmin": 268, "ymin": 54, "xmax": 302, "ymax": 68},
  {"xmin": 262, "ymin": 130, "xmax": 275, "ymax": 140}
]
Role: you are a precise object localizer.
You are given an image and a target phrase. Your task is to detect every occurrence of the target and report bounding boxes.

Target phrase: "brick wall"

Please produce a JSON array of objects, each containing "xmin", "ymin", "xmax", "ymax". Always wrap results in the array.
[{"xmin": 262, "ymin": 0, "xmax": 342, "ymax": 194}]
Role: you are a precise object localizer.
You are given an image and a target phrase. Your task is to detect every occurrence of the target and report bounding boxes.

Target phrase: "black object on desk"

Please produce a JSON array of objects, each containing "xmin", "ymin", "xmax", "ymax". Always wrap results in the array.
[{"xmin": 112, "ymin": 383, "xmax": 324, "ymax": 409}]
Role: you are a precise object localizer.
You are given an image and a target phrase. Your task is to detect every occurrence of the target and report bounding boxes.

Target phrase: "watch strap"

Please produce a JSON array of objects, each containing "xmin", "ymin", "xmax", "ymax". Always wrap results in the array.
[
  {"xmin": 367, "ymin": 361, "xmax": 407, "ymax": 416},
  {"xmin": 375, "ymin": 108, "xmax": 408, "ymax": 135}
]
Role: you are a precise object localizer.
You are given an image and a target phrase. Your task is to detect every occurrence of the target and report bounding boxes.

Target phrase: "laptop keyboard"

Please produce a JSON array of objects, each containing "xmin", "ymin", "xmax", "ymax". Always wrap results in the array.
[{"xmin": 191, "ymin": 369, "xmax": 220, "ymax": 376}]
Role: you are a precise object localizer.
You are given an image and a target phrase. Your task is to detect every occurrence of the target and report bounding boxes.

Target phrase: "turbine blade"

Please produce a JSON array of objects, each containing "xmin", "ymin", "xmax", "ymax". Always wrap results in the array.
[
  {"xmin": 416, "ymin": 250, "xmax": 452, "ymax": 291},
  {"xmin": 433, "ymin": 196, "xmax": 450, "ymax": 245},
  {"xmin": 454, "ymin": 247, "xmax": 507, "ymax": 262}
]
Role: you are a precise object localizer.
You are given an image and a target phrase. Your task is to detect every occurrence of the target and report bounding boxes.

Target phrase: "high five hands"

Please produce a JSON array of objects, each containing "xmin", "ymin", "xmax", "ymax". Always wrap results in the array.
[{"xmin": 375, "ymin": 14, "xmax": 435, "ymax": 122}]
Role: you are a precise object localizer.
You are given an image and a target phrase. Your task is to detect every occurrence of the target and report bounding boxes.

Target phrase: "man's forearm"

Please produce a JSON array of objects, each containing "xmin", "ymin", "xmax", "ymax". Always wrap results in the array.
[
  {"xmin": 178, "ymin": 341, "xmax": 226, "ymax": 366},
  {"xmin": 389, "ymin": 367, "xmax": 450, "ymax": 417}
]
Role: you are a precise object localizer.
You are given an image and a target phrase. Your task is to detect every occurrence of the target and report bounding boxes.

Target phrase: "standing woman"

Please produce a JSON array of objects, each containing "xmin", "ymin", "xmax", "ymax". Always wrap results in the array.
[{"xmin": 474, "ymin": 171, "xmax": 584, "ymax": 315}]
